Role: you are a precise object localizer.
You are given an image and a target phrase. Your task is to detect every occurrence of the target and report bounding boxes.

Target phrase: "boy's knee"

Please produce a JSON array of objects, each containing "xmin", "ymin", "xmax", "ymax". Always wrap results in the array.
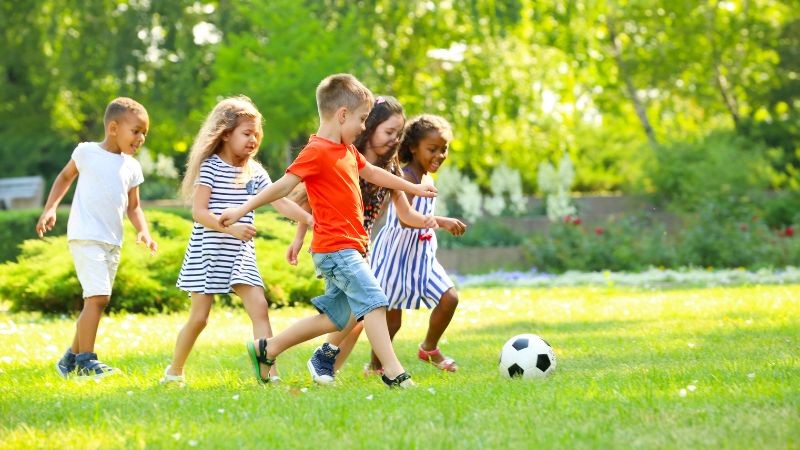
[{"xmin": 84, "ymin": 295, "xmax": 110, "ymax": 310}]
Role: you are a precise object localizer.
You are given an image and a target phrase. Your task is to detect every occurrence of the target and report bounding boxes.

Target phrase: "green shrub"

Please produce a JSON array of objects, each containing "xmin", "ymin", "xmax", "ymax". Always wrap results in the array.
[
  {"xmin": 437, "ymin": 217, "xmax": 523, "ymax": 249},
  {"xmin": 0, "ymin": 210, "xmax": 322, "ymax": 314},
  {"xmin": 0, "ymin": 209, "xmax": 69, "ymax": 262}
]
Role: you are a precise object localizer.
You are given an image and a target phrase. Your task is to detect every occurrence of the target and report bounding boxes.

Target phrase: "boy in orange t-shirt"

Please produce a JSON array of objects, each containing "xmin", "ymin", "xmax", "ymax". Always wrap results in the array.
[{"xmin": 219, "ymin": 74, "xmax": 436, "ymax": 388}]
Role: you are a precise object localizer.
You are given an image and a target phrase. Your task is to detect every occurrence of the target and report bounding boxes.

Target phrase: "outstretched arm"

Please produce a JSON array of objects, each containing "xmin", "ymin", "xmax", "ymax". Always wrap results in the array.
[
  {"xmin": 193, "ymin": 184, "xmax": 256, "ymax": 241},
  {"xmin": 127, "ymin": 185, "xmax": 158, "ymax": 253},
  {"xmin": 359, "ymin": 162, "xmax": 437, "ymax": 198},
  {"xmin": 219, "ymin": 173, "xmax": 302, "ymax": 227},
  {"xmin": 435, "ymin": 215, "xmax": 467, "ymax": 236},
  {"xmin": 390, "ymin": 190, "xmax": 437, "ymax": 229},
  {"xmin": 271, "ymin": 197, "xmax": 314, "ymax": 226},
  {"xmin": 36, "ymin": 160, "xmax": 78, "ymax": 237}
]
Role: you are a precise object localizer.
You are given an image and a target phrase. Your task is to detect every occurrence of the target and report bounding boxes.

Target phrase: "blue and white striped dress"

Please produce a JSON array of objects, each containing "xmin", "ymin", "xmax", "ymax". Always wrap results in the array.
[
  {"xmin": 370, "ymin": 175, "xmax": 454, "ymax": 310},
  {"xmin": 176, "ymin": 155, "xmax": 271, "ymax": 294}
]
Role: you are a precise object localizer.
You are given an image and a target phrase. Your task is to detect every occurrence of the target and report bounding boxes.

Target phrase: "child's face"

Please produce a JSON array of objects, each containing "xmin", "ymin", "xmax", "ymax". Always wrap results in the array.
[
  {"xmin": 113, "ymin": 112, "xmax": 149, "ymax": 155},
  {"xmin": 341, "ymin": 103, "xmax": 371, "ymax": 145},
  {"xmin": 368, "ymin": 113, "xmax": 404, "ymax": 157},
  {"xmin": 223, "ymin": 118, "xmax": 262, "ymax": 160},
  {"xmin": 411, "ymin": 130, "xmax": 449, "ymax": 174}
]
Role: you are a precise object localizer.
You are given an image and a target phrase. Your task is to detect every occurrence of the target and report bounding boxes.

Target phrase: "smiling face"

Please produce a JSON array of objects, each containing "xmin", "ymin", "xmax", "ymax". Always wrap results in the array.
[
  {"xmin": 340, "ymin": 102, "xmax": 371, "ymax": 146},
  {"xmin": 366, "ymin": 113, "xmax": 404, "ymax": 160},
  {"xmin": 410, "ymin": 130, "xmax": 449, "ymax": 174},
  {"xmin": 110, "ymin": 111, "xmax": 149, "ymax": 155},
  {"xmin": 221, "ymin": 117, "xmax": 262, "ymax": 164}
]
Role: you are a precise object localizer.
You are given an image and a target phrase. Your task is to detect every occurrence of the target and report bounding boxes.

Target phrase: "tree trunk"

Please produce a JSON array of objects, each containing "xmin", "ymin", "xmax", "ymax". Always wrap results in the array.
[
  {"xmin": 606, "ymin": 16, "xmax": 659, "ymax": 147},
  {"xmin": 707, "ymin": 0, "xmax": 741, "ymax": 128}
]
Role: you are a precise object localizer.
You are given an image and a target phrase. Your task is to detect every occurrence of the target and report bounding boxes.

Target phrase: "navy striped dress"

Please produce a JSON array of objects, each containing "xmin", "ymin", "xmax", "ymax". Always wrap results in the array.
[
  {"xmin": 370, "ymin": 175, "xmax": 454, "ymax": 309},
  {"xmin": 176, "ymin": 155, "xmax": 270, "ymax": 294}
]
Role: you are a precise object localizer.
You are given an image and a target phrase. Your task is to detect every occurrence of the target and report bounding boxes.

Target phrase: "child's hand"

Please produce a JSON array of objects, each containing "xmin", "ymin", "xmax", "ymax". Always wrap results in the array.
[
  {"xmin": 136, "ymin": 231, "xmax": 158, "ymax": 255},
  {"xmin": 228, "ymin": 223, "xmax": 257, "ymax": 241},
  {"xmin": 440, "ymin": 217, "xmax": 467, "ymax": 236},
  {"xmin": 219, "ymin": 207, "xmax": 244, "ymax": 227},
  {"xmin": 414, "ymin": 183, "xmax": 438, "ymax": 198},
  {"xmin": 36, "ymin": 210, "xmax": 57, "ymax": 238},
  {"xmin": 285, "ymin": 238, "xmax": 304, "ymax": 266}
]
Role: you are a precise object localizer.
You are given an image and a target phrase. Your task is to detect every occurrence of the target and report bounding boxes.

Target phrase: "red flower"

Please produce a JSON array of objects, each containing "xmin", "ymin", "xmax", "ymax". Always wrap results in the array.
[
  {"xmin": 572, "ymin": 217, "xmax": 582, "ymax": 225},
  {"xmin": 594, "ymin": 227, "xmax": 604, "ymax": 236},
  {"xmin": 563, "ymin": 214, "xmax": 572, "ymax": 224},
  {"xmin": 786, "ymin": 226, "xmax": 795, "ymax": 237}
]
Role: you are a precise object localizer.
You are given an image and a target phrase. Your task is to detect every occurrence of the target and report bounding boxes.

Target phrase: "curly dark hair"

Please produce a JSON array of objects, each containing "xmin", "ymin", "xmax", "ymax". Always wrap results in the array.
[
  {"xmin": 355, "ymin": 95, "xmax": 404, "ymax": 198},
  {"xmin": 398, "ymin": 114, "xmax": 453, "ymax": 164}
]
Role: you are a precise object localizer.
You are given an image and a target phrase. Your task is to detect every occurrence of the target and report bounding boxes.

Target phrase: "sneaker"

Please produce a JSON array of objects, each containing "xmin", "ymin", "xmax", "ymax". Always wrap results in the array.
[
  {"xmin": 159, "ymin": 365, "xmax": 186, "ymax": 386},
  {"xmin": 75, "ymin": 352, "xmax": 115, "ymax": 379},
  {"xmin": 381, "ymin": 372, "xmax": 415, "ymax": 389},
  {"xmin": 55, "ymin": 348, "xmax": 76, "ymax": 378},
  {"xmin": 307, "ymin": 343, "xmax": 339, "ymax": 385}
]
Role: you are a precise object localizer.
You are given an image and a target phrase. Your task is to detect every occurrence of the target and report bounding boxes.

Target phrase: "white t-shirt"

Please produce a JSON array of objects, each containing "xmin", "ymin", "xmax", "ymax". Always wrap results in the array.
[{"xmin": 67, "ymin": 142, "xmax": 144, "ymax": 246}]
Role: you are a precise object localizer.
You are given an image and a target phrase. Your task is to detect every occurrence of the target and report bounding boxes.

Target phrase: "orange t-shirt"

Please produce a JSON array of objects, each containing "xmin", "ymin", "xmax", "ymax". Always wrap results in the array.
[{"xmin": 287, "ymin": 135, "xmax": 368, "ymax": 254}]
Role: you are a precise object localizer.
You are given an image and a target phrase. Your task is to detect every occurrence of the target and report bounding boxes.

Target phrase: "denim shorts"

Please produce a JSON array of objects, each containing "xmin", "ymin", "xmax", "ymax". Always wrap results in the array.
[{"xmin": 311, "ymin": 249, "xmax": 389, "ymax": 330}]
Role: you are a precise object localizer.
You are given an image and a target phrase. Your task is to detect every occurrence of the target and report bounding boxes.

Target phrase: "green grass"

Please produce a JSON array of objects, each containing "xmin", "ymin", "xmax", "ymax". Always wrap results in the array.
[{"xmin": 1, "ymin": 285, "xmax": 798, "ymax": 449}]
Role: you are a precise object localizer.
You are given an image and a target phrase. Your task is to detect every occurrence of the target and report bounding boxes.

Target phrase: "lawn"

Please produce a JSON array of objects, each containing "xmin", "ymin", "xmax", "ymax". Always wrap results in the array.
[{"xmin": 1, "ymin": 285, "xmax": 798, "ymax": 449}]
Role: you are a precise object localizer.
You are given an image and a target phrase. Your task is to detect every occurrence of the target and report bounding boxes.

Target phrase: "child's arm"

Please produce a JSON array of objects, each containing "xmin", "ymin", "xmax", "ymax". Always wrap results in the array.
[
  {"xmin": 390, "ymin": 190, "xmax": 437, "ymax": 229},
  {"xmin": 219, "ymin": 173, "xmax": 302, "ymax": 227},
  {"xmin": 286, "ymin": 222, "xmax": 309, "ymax": 266},
  {"xmin": 36, "ymin": 160, "xmax": 79, "ymax": 237},
  {"xmin": 359, "ymin": 162, "xmax": 437, "ymax": 198},
  {"xmin": 270, "ymin": 198, "xmax": 314, "ymax": 227},
  {"xmin": 126, "ymin": 186, "xmax": 158, "ymax": 253},
  {"xmin": 435, "ymin": 215, "xmax": 467, "ymax": 236},
  {"xmin": 192, "ymin": 185, "xmax": 256, "ymax": 241}
]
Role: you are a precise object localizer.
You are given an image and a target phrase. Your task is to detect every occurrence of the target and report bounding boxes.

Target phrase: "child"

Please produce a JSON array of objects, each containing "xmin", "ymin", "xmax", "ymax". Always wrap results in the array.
[
  {"xmin": 219, "ymin": 74, "xmax": 437, "ymax": 388},
  {"xmin": 369, "ymin": 114, "xmax": 466, "ymax": 373},
  {"xmin": 36, "ymin": 97, "xmax": 158, "ymax": 379},
  {"xmin": 160, "ymin": 96, "xmax": 313, "ymax": 385},
  {"xmin": 285, "ymin": 96, "xmax": 438, "ymax": 384}
]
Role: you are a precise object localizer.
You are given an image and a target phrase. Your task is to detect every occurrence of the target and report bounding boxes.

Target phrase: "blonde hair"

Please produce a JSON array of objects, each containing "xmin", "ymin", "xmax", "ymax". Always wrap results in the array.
[
  {"xmin": 180, "ymin": 96, "xmax": 263, "ymax": 200},
  {"xmin": 316, "ymin": 73, "xmax": 373, "ymax": 118}
]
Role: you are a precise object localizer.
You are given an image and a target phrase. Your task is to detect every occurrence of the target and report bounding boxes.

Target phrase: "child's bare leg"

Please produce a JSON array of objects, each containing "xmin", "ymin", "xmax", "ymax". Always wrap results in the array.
[
  {"xmin": 362, "ymin": 307, "xmax": 404, "ymax": 379},
  {"xmin": 74, "ymin": 295, "xmax": 110, "ymax": 354},
  {"xmin": 235, "ymin": 284, "xmax": 278, "ymax": 378},
  {"xmin": 167, "ymin": 293, "xmax": 213, "ymax": 376},
  {"xmin": 330, "ymin": 321, "xmax": 364, "ymax": 372},
  {"xmin": 368, "ymin": 308, "xmax": 402, "ymax": 370},
  {"xmin": 258, "ymin": 313, "xmax": 339, "ymax": 362},
  {"xmin": 421, "ymin": 288, "xmax": 459, "ymax": 364}
]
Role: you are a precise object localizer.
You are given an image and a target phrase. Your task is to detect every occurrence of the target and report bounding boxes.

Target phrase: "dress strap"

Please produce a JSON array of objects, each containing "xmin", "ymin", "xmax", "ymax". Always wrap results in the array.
[{"xmin": 402, "ymin": 166, "xmax": 422, "ymax": 184}]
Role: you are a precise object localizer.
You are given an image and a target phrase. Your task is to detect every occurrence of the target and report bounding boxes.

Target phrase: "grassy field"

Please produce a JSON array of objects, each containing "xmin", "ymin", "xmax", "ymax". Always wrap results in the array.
[{"xmin": 1, "ymin": 285, "xmax": 798, "ymax": 449}]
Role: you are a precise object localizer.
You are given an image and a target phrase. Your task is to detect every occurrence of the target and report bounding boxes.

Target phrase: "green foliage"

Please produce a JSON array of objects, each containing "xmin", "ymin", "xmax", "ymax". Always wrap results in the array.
[
  {"xmin": 0, "ymin": 209, "xmax": 69, "ymax": 262},
  {"xmin": 648, "ymin": 132, "xmax": 773, "ymax": 211},
  {"xmin": 437, "ymin": 217, "xmax": 523, "ymax": 249},
  {"xmin": 0, "ymin": 210, "xmax": 322, "ymax": 314}
]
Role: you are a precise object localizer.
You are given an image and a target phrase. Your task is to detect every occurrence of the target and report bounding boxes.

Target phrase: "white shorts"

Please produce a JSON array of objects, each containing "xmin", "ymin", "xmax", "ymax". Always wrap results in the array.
[{"xmin": 69, "ymin": 240, "xmax": 121, "ymax": 298}]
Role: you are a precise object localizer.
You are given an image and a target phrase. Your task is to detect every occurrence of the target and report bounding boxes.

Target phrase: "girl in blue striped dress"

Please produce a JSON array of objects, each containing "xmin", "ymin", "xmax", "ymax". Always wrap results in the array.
[
  {"xmin": 161, "ymin": 97, "xmax": 312, "ymax": 385},
  {"xmin": 370, "ymin": 114, "xmax": 467, "ymax": 373}
]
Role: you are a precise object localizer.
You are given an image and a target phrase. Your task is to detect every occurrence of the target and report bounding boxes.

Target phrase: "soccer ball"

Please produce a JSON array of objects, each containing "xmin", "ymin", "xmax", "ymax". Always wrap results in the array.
[{"xmin": 498, "ymin": 334, "xmax": 556, "ymax": 379}]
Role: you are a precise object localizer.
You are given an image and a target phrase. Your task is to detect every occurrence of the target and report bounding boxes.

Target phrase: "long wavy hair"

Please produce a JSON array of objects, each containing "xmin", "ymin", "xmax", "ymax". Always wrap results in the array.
[
  {"xmin": 180, "ymin": 96, "xmax": 263, "ymax": 201},
  {"xmin": 354, "ymin": 95, "xmax": 404, "ymax": 198}
]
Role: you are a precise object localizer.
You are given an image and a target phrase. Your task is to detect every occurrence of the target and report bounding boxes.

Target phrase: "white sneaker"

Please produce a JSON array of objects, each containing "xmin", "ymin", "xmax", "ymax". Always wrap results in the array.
[{"xmin": 160, "ymin": 366, "xmax": 186, "ymax": 386}]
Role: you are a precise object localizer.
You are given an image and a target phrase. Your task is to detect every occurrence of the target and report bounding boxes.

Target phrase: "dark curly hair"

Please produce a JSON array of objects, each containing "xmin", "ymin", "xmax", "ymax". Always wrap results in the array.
[
  {"xmin": 355, "ymin": 95, "xmax": 404, "ymax": 198},
  {"xmin": 398, "ymin": 114, "xmax": 453, "ymax": 164}
]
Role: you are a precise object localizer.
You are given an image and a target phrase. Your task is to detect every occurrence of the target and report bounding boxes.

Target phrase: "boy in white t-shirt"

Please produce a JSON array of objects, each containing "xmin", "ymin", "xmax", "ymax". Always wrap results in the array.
[{"xmin": 36, "ymin": 97, "xmax": 158, "ymax": 379}]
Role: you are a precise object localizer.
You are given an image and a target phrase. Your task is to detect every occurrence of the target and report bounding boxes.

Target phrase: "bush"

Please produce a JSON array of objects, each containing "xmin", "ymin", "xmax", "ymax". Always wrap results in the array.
[
  {"xmin": 0, "ymin": 210, "xmax": 323, "ymax": 314},
  {"xmin": 0, "ymin": 209, "xmax": 70, "ymax": 263},
  {"xmin": 437, "ymin": 217, "xmax": 523, "ymax": 249}
]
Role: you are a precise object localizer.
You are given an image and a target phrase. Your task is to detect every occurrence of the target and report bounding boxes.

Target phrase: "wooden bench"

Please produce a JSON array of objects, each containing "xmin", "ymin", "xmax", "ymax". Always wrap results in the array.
[{"xmin": 0, "ymin": 176, "xmax": 45, "ymax": 210}]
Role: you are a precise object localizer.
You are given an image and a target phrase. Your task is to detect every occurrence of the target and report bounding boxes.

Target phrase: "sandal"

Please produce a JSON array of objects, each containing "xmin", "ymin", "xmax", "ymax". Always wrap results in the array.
[
  {"xmin": 417, "ymin": 345, "xmax": 458, "ymax": 372},
  {"xmin": 160, "ymin": 365, "xmax": 186, "ymax": 386},
  {"xmin": 246, "ymin": 338, "xmax": 276, "ymax": 384}
]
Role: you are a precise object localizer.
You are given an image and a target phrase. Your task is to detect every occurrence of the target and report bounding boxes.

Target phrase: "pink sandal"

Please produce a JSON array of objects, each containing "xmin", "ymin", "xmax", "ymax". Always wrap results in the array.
[{"xmin": 417, "ymin": 345, "xmax": 458, "ymax": 372}]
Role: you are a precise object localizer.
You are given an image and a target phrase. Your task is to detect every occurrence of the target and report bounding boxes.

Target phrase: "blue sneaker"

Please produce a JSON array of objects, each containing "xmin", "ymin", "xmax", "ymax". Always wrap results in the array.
[
  {"xmin": 55, "ymin": 348, "xmax": 76, "ymax": 378},
  {"xmin": 307, "ymin": 343, "xmax": 339, "ymax": 385},
  {"xmin": 75, "ymin": 352, "xmax": 115, "ymax": 379}
]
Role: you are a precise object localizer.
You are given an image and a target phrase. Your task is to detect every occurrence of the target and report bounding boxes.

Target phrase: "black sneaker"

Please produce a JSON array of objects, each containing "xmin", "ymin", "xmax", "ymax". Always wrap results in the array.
[
  {"xmin": 75, "ymin": 352, "xmax": 115, "ymax": 379},
  {"xmin": 381, "ymin": 372, "xmax": 415, "ymax": 389},
  {"xmin": 55, "ymin": 348, "xmax": 76, "ymax": 378},
  {"xmin": 307, "ymin": 343, "xmax": 339, "ymax": 385}
]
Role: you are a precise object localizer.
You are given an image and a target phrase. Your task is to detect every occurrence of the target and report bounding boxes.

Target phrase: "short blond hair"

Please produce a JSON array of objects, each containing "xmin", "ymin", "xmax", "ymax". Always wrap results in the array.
[
  {"xmin": 316, "ymin": 74, "xmax": 373, "ymax": 117},
  {"xmin": 104, "ymin": 97, "xmax": 147, "ymax": 125}
]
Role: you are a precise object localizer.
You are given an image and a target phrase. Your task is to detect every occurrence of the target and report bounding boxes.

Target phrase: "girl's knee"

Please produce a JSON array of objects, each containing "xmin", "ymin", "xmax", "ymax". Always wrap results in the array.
[
  {"xmin": 386, "ymin": 310, "xmax": 402, "ymax": 333},
  {"xmin": 442, "ymin": 289, "xmax": 459, "ymax": 309},
  {"xmin": 187, "ymin": 315, "xmax": 210, "ymax": 330}
]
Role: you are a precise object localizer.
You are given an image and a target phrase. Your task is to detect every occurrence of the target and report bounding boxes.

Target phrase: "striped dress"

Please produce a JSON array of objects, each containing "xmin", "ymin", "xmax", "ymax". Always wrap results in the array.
[
  {"xmin": 176, "ymin": 155, "xmax": 271, "ymax": 294},
  {"xmin": 370, "ymin": 174, "xmax": 454, "ymax": 310}
]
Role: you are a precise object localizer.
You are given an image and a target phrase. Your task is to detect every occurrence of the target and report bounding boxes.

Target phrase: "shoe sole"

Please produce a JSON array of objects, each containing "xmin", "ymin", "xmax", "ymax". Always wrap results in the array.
[
  {"xmin": 76, "ymin": 369, "xmax": 116, "ymax": 380},
  {"xmin": 307, "ymin": 359, "xmax": 335, "ymax": 385},
  {"xmin": 55, "ymin": 362, "xmax": 72, "ymax": 379}
]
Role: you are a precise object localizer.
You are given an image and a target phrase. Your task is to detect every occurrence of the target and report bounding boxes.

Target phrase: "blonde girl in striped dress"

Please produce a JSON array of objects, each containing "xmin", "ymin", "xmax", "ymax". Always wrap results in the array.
[
  {"xmin": 370, "ymin": 114, "xmax": 467, "ymax": 373},
  {"xmin": 161, "ymin": 96, "xmax": 312, "ymax": 385}
]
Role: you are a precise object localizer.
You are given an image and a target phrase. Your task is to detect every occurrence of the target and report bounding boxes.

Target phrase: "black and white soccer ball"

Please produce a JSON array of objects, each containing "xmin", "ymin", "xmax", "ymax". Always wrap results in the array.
[{"xmin": 498, "ymin": 334, "xmax": 556, "ymax": 379}]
